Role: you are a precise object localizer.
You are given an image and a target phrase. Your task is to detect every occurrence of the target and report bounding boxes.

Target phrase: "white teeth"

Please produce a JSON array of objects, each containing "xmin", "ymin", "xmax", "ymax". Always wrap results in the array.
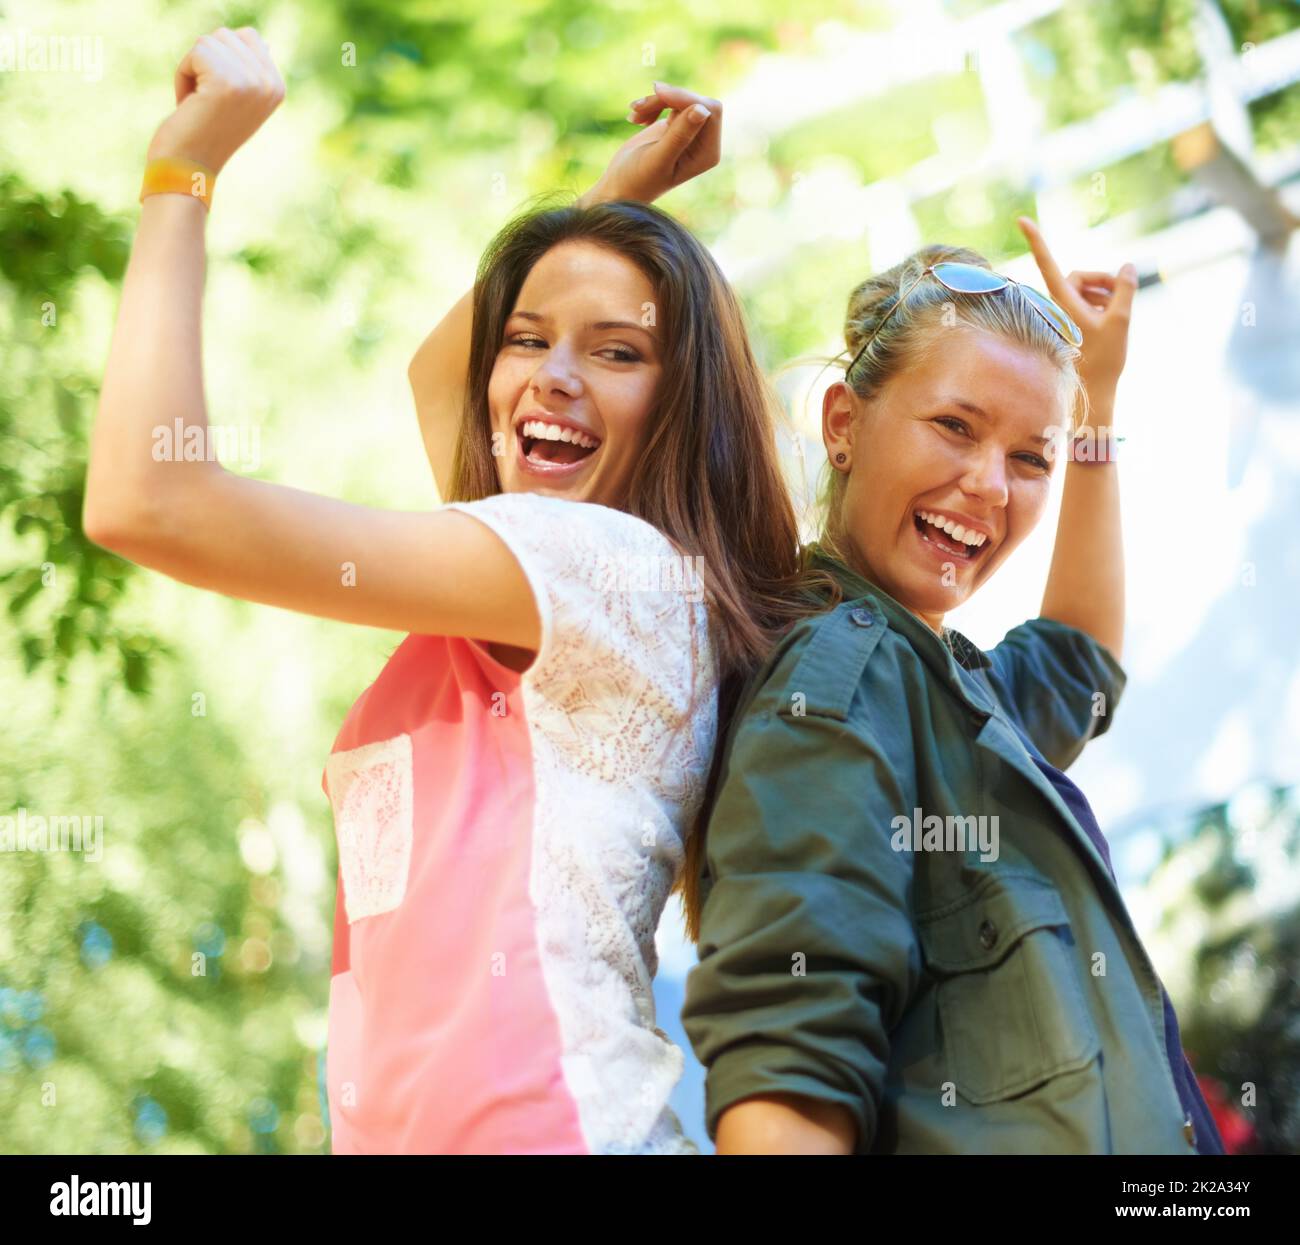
[
  {"xmin": 520, "ymin": 420, "xmax": 599, "ymax": 450},
  {"xmin": 918, "ymin": 510, "xmax": 987, "ymax": 549}
]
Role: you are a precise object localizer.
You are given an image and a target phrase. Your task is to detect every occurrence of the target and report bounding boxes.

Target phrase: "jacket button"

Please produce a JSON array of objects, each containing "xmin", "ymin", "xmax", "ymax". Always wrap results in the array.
[
  {"xmin": 849, "ymin": 608, "xmax": 874, "ymax": 627},
  {"xmin": 1183, "ymin": 1115, "xmax": 1196, "ymax": 1146},
  {"xmin": 978, "ymin": 918, "xmax": 998, "ymax": 949}
]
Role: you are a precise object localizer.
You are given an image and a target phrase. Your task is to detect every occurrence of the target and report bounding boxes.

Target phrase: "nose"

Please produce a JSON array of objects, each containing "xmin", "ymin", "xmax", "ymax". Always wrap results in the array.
[
  {"xmin": 960, "ymin": 443, "xmax": 1009, "ymax": 510},
  {"xmin": 529, "ymin": 340, "xmax": 584, "ymax": 400}
]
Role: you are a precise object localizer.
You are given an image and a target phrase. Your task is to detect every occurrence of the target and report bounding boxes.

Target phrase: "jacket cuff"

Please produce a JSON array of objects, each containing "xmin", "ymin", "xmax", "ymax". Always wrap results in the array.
[{"xmin": 705, "ymin": 1044, "xmax": 873, "ymax": 1155}]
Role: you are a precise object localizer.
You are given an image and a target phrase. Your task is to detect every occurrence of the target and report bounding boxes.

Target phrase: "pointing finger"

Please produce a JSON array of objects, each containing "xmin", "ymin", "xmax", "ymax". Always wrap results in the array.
[{"xmin": 1017, "ymin": 216, "xmax": 1088, "ymax": 321}]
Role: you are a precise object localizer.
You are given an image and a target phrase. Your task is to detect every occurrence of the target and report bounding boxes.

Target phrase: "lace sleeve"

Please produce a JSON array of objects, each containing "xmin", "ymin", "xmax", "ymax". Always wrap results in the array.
[{"xmin": 442, "ymin": 492, "xmax": 714, "ymax": 788}]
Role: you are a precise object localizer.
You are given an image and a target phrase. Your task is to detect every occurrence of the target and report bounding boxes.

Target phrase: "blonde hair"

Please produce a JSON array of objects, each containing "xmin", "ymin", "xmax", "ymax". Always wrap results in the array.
[{"xmin": 819, "ymin": 242, "xmax": 1087, "ymax": 565}]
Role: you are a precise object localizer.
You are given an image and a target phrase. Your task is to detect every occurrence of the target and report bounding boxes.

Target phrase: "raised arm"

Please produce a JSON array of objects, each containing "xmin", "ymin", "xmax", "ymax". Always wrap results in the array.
[
  {"xmin": 1017, "ymin": 217, "xmax": 1136, "ymax": 664},
  {"xmin": 407, "ymin": 287, "xmax": 472, "ymax": 502},
  {"xmin": 84, "ymin": 27, "xmax": 538, "ymax": 646},
  {"xmin": 409, "ymin": 81, "xmax": 724, "ymax": 499}
]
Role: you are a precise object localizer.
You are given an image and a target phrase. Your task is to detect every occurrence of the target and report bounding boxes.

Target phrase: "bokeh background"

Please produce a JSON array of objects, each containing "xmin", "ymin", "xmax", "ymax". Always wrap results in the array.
[{"xmin": 2, "ymin": 0, "xmax": 1298, "ymax": 1154}]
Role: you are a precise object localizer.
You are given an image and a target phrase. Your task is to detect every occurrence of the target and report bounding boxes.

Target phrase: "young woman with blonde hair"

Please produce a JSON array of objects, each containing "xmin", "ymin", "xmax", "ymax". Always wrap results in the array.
[{"xmin": 680, "ymin": 225, "xmax": 1226, "ymax": 1156}]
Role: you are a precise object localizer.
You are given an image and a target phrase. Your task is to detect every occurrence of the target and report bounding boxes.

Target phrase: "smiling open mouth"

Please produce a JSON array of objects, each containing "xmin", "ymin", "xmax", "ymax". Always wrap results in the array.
[
  {"xmin": 518, "ymin": 418, "xmax": 600, "ymax": 468},
  {"xmin": 913, "ymin": 510, "xmax": 989, "ymax": 562}
]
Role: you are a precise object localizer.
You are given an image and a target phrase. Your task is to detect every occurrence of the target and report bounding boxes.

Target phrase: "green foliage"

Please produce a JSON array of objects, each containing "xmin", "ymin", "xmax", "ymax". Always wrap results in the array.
[
  {"xmin": 1219, "ymin": 0, "xmax": 1300, "ymax": 48},
  {"xmin": 1251, "ymin": 80, "xmax": 1300, "ymax": 156},
  {"xmin": 0, "ymin": 644, "xmax": 332, "ymax": 1152},
  {"xmin": 768, "ymin": 72, "xmax": 989, "ymax": 186},
  {"xmin": 913, "ymin": 177, "xmax": 1038, "ymax": 265},
  {"xmin": 1066, "ymin": 139, "xmax": 1186, "ymax": 234},
  {"xmin": 0, "ymin": 173, "xmax": 171, "ymax": 693},
  {"xmin": 1015, "ymin": 0, "xmax": 1203, "ymax": 128}
]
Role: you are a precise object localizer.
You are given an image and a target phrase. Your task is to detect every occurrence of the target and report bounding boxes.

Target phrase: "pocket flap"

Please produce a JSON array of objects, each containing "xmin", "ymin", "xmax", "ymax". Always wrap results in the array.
[{"xmin": 917, "ymin": 871, "xmax": 1070, "ymax": 973}]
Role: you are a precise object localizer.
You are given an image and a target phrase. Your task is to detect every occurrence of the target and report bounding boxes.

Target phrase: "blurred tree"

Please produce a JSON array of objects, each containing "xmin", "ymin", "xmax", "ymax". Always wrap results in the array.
[
  {"xmin": 1015, "ymin": 0, "xmax": 1203, "ymax": 128},
  {"xmin": 0, "ymin": 173, "xmax": 170, "ymax": 693},
  {"xmin": 1145, "ymin": 783, "xmax": 1300, "ymax": 1154}
]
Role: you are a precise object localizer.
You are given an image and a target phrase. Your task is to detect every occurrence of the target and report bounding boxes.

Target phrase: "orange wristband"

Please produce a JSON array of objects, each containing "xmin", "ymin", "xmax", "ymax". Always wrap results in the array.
[{"xmin": 140, "ymin": 157, "xmax": 216, "ymax": 211}]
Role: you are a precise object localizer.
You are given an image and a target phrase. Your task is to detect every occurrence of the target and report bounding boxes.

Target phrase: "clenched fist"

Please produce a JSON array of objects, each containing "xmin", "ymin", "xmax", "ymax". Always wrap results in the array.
[{"xmin": 146, "ymin": 27, "xmax": 284, "ymax": 174}]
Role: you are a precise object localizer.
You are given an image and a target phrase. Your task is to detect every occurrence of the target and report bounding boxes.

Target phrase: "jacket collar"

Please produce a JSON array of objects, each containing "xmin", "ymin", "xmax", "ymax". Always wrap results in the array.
[
  {"xmin": 807, "ymin": 545, "xmax": 995, "ymax": 722},
  {"xmin": 807, "ymin": 547, "xmax": 1129, "ymax": 898}
]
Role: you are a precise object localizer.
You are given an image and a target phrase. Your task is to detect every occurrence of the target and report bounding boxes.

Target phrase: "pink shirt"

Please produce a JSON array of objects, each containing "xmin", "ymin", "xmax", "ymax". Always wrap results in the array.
[{"xmin": 322, "ymin": 493, "xmax": 717, "ymax": 1153}]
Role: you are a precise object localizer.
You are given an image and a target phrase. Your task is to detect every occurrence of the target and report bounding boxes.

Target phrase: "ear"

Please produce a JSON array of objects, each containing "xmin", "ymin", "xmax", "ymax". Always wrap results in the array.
[{"xmin": 822, "ymin": 380, "xmax": 857, "ymax": 465}]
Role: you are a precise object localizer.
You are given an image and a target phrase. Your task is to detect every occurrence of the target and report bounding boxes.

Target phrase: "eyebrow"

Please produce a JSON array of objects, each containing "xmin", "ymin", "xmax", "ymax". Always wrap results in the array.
[
  {"xmin": 510, "ymin": 310, "xmax": 656, "ymax": 336},
  {"xmin": 940, "ymin": 396, "xmax": 1051, "ymax": 447}
]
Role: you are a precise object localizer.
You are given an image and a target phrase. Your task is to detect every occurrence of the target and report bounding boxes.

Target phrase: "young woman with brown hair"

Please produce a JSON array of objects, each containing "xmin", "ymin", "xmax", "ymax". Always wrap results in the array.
[{"xmin": 84, "ymin": 30, "xmax": 818, "ymax": 1153}]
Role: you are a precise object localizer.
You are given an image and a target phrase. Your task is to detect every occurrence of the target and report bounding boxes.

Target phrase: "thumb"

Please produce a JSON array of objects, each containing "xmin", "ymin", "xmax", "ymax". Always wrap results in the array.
[
  {"xmin": 1109, "ymin": 261, "xmax": 1138, "ymax": 320},
  {"xmin": 174, "ymin": 43, "xmax": 200, "ymax": 105},
  {"xmin": 655, "ymin": 102, "xmax": 710, "ymax": 162}
]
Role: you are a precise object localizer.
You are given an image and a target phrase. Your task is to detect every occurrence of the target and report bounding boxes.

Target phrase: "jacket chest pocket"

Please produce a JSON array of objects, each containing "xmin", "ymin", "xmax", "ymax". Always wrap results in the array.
[
  {"xmin": 325, "ymin": 734, "xmax": 415, "ymax": 924},
  {"xmin": 917, "ymin": 870, "xmax": 1100, "ymax": 1104}
]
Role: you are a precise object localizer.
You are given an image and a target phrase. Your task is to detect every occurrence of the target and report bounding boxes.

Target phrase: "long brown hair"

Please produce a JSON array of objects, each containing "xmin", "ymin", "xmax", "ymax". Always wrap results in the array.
[{"xmin": 447, "ymin": 196, "xmax": 837, "ymax": 942}]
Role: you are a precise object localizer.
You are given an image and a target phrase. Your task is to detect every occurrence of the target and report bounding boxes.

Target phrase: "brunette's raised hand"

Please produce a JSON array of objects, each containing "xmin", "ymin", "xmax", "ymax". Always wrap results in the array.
[
  {"xmin": 582, "ymin": 81, "xmax": 722, "ymax": 206},
  {"xmin": 147, "ymin": 26, "xmax": 284, "ymax": 174}
]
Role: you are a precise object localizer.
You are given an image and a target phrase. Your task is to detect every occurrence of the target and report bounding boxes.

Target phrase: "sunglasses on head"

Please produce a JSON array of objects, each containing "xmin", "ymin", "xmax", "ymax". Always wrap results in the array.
[{"xmin": 846, "ymin": 261, "xmax": 1084, "ymax": 378}]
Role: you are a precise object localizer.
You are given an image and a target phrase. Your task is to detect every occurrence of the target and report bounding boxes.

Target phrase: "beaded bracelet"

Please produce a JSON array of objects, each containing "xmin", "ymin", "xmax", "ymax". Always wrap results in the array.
[{"xmin": 1070, "ymin": 427, "xmax": 1124, "ymax": 464}]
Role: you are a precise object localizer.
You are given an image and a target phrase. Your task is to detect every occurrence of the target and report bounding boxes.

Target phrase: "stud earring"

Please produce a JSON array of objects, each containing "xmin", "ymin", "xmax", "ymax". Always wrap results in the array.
[{"xmin": 835, "ymin": 452, "xmax": 847, "ymax": 465}]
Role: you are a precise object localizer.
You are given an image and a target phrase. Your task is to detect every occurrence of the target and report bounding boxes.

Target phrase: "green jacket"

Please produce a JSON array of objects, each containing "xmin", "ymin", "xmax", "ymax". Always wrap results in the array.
[{"xmin": 681, "ymin": 548, "xmax": 1202, "ymax": 1155}]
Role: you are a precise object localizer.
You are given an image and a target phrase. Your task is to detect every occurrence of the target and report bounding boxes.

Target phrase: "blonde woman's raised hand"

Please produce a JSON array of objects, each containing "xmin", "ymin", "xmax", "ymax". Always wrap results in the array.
[
  {"xmin": 147, "ymin": 26, "xmax": 285, "ymax": 173},
  {"xmin": 1017, "ymin": 216, "xmax": 1138, "ymax": 400}
]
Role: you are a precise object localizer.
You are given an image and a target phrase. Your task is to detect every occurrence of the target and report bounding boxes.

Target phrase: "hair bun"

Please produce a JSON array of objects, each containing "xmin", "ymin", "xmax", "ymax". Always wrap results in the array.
[{"xmin": 845, "ymin": 243, "xmax": 992, "ymax": 355}]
